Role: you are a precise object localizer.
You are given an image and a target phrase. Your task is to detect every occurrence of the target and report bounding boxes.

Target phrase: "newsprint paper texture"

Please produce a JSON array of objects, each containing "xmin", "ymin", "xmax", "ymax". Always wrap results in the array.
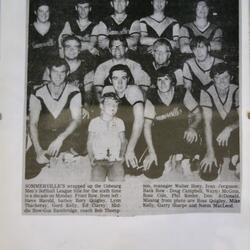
[{"xmin": 23, "ymin": 0, "xmax": 240, "ymax": 216}]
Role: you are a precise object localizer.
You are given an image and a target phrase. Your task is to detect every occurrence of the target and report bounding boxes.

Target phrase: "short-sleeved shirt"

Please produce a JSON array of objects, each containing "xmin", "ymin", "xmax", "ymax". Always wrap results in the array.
[
  {"xmin": 200, "ymin": 84, "xmax": 239, "ymax": 156},
  {"xmin": 93, "ymin": 58, "xmax": 151, "ymax": 88},
  {"xmin": 28, "ymin": 22, "xmax": 60, "ymax": 82},
  {"xmin": 144, "ymin": 86, "xmax": 198, "ymax": 155},
  {"xmin": 200, "ymin": 84, "xmax": 239, "ymax": 121},
  {"xmin": 42, "ymin": 61, "xmax": 94, "ymax": 104},
  {"xmin": 92, "ymin": 15, "xmax": 140, "ymax": 50},
  {"xmin": 102, "ymin": 85, "xmax": 144, "ymax": 106},
  {"xmin": 144, "ymin": 86, "xmax": 198, "ymax": 120},
  {"xmin": 140, "ymin": 16, "xmax": 179, "ymax": 41},
  {"xmin": 180, "ymin": 22, "xmax": 223, "ymax": 46},
  {"xmin": 66, "ymin": 19, "xmax": 97, "ymax": 40},
  {"xmin": 183, "ymin": 57, "xmax": 223, "ymax": 102},
  {"xmin": 88, "ymin": 116, "xmax": 125, "ymax": 160}
]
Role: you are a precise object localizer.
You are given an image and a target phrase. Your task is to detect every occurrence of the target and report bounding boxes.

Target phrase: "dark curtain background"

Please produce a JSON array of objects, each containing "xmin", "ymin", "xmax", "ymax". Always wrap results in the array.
[{"xmin": 29, "ymin": 0, "xmax": 239, "ymax": 57}]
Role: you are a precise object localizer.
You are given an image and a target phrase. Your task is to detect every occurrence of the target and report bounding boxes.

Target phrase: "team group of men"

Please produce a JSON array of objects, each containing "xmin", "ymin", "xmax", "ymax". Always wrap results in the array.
[{"xmin": 26, "ymin": 0, "xmax": 239, "ymax": 182}]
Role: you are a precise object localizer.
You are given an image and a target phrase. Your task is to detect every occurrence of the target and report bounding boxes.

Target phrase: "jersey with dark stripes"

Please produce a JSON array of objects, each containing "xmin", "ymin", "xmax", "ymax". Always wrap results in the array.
[
  {"xmin": 182, "ymin": 22, "xmax": 221, "ymax": 42},
  {"xmin": 68, "ymin": 19, "xmax": 97, "ymax": 39},
  {"xmin": 102, "ymin": 15, "xmax": 137, "ymax": 36},
  {"xmin": 140, "ymin": 16, "xmax": 178, "ymax": 40}
]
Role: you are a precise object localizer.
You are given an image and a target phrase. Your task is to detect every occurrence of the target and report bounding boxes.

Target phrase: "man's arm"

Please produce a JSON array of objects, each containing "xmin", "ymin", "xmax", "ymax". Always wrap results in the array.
[
  {"xmin": 127, "ymin": 102, "xmax": 144, "ymax": 152},
  {"xmin": 84, "ymin": 70, "xmax": 94, "ymax": 106},
  {"xmin": 87, "ymin": 131, "xmax": 95, "ymax": 165},
  {"xmin": 184, "ymin": 107, "xmax": 201, "ymax": 144},
  {"xmin": 126, "ymin": 20, "xmax": 140, "ymax": 50},
  {"xmin": 179, "ymin": 26, "xmax": 192, "ymax": 54},
  {"xmin": 216, "ymin": 108, "xmax": 239, "ymax": 147},
  {"xmin": 200, "ymin": 106, "xmax": 217, "ymax": 171},
  {"xmin": 119, "ymin": 131, "xmax": 127, "ymax": 161},
  {"xmin": 183, "ymin": 62, "xmax": 192, "ymax": 90},
  {"xmin": 93, "ymin": 22, "xmax": 109, "ymax": 49},
  {"xmin": 29, "ymin": 95, "xmax": 49, "ymax": 164},
  {"xmin": 58, "ymin": 22, "xmax": 72, "ymax": 58},
  {"xmin": 210, "ymin": 28, "xmax": 223, "ymax": 51},
  {"xmin": 125, "ymin": 102, "xmax": 144, "ymax": 168},
  {"xmin": 94, "ymin": 64, "xmax": 107, "ymax": 102}
]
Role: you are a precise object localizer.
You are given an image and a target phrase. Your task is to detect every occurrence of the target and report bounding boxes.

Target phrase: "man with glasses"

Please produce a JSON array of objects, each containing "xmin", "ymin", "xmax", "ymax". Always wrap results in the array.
[{"xmin": 93, "ymin": 35, "xmax": 150, "ymax": 102}]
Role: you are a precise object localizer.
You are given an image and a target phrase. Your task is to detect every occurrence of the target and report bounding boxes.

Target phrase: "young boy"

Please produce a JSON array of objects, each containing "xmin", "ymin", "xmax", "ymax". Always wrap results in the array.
[
  {"xmin": 87, "ymin": 92, "xmax": 127, "ymax": 181},
  {"xmin": 200, "ymin": 63, "xmax": 239, "ymax": 181}
]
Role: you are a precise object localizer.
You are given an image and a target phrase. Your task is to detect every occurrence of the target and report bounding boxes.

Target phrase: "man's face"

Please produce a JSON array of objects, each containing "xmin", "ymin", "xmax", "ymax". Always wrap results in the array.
[
  {"xmin": 153, "ymin": 44, "xmax": 171, "ymax": 65},
  {"xmin": 214, "ymin": 71, "xmax": 231, "ymax": 91},
  {"xmin": 76, "ymin": 3, "xmax": 91, "ymax": 19},
  {"xmin": 111, "ymin": 70, "xmax": 129, "ymax": 94},
  {"xmin": 196, "ymin": 1, "xmax": 209, "ymax": 19},
  {"xmin": 157, "ymin": 75, "xmax": 172, "ymax": 92},
  {"xmin": 152, "ymin": 0, "xmax": 167, "ymax": 12},
  {"xmin": 63, "ymin": 39, "xmax": 81, "ymax": 60},
  {"xmin": 193, "ymin": 42, "xmax": 209, "ymax": 62},
  {"xmin": 111, "ymin": 0, "xmax": 128, "ymax": 14},
  {"xmin": 110, "ymin": 40, "xmax": 127, "ymax": 60},
  {"xmin": 50, "ymin": 65, "xmax": 68, "ymax": 86},
  {"xmin": 101, "ymin": 98, "xmax": 119, "ymax": 116},
  {"xmin": 36, "ymin": 5, "xmax": 50, "ymax": 23}
]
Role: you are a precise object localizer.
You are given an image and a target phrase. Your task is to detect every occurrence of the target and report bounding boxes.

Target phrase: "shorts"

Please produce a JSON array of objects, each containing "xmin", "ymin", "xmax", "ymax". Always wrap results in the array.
[{"xmin": 91, "ymin": 160, "xmax": 125, "ymax": 182}]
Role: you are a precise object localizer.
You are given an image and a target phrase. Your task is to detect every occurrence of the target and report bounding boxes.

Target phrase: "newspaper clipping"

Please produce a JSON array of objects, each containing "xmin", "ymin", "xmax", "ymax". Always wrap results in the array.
[{"xmin": 23, "ymin": 0, "xmax": 240, "ymax": 216}]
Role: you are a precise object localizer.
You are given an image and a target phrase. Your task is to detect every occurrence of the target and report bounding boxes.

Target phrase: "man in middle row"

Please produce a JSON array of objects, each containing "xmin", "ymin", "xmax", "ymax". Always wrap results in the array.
[{"xmin": 94, "ymin": 35, "xmax": 151, "ymax": 102}]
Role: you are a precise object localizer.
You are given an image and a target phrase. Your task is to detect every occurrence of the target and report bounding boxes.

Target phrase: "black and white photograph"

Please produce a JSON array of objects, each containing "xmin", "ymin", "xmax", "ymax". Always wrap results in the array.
[{"xmin": 23, "ymin": 0, "xmax": 240, "ymax": 215}]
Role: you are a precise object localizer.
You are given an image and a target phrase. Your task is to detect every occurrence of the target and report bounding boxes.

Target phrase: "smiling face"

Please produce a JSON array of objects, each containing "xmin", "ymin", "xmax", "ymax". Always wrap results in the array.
[
  {"xmin": 110, "ymin": 70, "xmax": 129, "ymax": 94},
  {"xmin": 76, "ymin": 3, "xmax": 91, "ymax": 19},
  {"xmin": 50, "ymin": 65, "xmax": 68, "ymax": 86},
  {"xmin": 157, "ymin": 75, "xmax": 172, "ymax": 93},
  {"xmin": 101, "ymin": 97, "xmax": 119, "ymax": 117},
  {"xmin": 214, "ymin": 71, "xmax": 231, "ymax": 91},
  {"xmin": 196, "ymin": 1, "xmax": 209, "ymax": 19},
  {"xmin": 63, "ymin": 39, "xmax": 81, "ymax": 60},
  {"xmin": 110, "ymin": 40, "xmax": 127, "ymax": 60},
  {"xmin": 153, "ymin": 44, "xmax": 171, "ymax": 66},
  {"xmin": 111, "ymin": 0, "xmax": 128, "ymax": 14},
  {"xmin": 35, "ymin": 5, "xmax": 50, "ymax": 23},
  {"xmin": 192, "ymin": 42, "xmax": 209, "ymax": 62},
  {"xmin": 151, "ymin": 0, "xmax": 167, "ymax": 12}
]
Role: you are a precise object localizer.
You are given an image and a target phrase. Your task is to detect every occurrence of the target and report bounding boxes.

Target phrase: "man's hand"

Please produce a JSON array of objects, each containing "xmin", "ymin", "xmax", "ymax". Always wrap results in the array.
[
  {"xmin": 200, "ymin": 154, "xmax": 218, "ymax": 173},
  {"xmin": 89, "ymin": 156, "xmax": 96, "ymax": 166},
  {"xmin": 47, "ymin": 136, "xmax": 64, "ymax": 157},
  {"xmin": 147, "ymin": 46, "xmax": 153, "ymax": 54},
  {"xmin": 36, "ymin": 149, "xmax": 49, "ymax": 164},
  {"xmin": 125, "ymin": 150, "xmax": 138, "ymax": 169},
  {"xmin": 89, "ymin": 47, "xmax": 100, "ymax": 56},
  {"xmin": 216, "ymin": 127, "xmax": 232, "ymax": 147},
  {"xmin": 143, "ymin": 152, "xmax": 158, "ymax": 171},
  {"xmin": 184, "ymin": 127, "xmax": 198, "ymax": 144},
  {"xmin": 82, "ymin": 107, "xmax": 90, "ymax": 120}
]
